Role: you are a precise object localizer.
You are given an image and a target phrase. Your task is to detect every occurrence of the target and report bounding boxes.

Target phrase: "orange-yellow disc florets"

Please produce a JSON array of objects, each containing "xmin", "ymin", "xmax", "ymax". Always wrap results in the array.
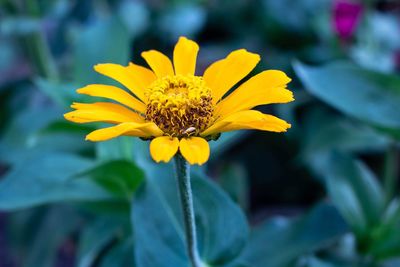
[{"xmin": 145, "ymin": 75, "xmax": 213, "ymax": 137}]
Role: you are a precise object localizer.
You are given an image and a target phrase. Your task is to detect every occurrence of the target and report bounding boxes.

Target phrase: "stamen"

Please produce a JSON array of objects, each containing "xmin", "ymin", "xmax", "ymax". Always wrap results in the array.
[{"xmin": 145, "ymin": 75, "xmax": 213, "ymax": 137}]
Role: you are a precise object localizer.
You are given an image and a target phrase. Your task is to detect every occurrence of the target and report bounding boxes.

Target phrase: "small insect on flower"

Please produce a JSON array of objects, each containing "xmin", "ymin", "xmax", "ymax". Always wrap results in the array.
[{"xmin": 64, "ymin": 37, "xmax": 294, "ymax": 165}]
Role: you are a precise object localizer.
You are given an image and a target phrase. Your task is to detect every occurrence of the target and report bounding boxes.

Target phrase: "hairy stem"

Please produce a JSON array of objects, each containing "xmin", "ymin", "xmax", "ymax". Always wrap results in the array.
[{"xmin": 174, "ymin": 154, "xmax": 202, "ymax": 267}]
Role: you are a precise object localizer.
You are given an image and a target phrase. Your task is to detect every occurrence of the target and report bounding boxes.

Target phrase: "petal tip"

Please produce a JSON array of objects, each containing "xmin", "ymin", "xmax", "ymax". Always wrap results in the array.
[
  {"xmin": 85, "ymin": 132, "xmax": 102, "ymax": 142},
  {"xmin": 179, "ymin": 137, "xmax": 210, "ymax": 166},
  {"xmin": 150, "ymin": 136, "xmax": 179, "ymax": 164},
  {"xmin": 141, "ymin": 50, "xmax": 153, "ymax": 57},
  {"xmin": 63, "ymin": 113, "xmax": 71, "ymax": 120},
  {"xmin": 93, "ymin": 64, "xmax": 102, "ymax": 71},
  {"xmin": 235, "ymin": 49, "xmax": 261, "ymax": 60}
]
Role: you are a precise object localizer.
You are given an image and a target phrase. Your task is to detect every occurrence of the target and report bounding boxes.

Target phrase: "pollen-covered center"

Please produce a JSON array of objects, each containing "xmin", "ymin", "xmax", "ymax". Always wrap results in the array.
[{"xmin": 145, "ymin": 75, "xmax": 213, "ymax": 137}]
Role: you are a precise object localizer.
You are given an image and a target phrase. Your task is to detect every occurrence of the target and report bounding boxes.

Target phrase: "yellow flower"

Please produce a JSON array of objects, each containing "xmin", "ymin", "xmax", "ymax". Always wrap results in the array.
[{"xmin": 64, "ymin": 37, "xmax": 294, "ymax": 165}]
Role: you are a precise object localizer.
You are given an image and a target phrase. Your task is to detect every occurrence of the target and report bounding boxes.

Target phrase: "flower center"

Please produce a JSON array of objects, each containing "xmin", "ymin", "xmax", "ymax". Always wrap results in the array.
[{"xmin": 145, "ymin": 75, "xmax": 213, "ymax": 137}]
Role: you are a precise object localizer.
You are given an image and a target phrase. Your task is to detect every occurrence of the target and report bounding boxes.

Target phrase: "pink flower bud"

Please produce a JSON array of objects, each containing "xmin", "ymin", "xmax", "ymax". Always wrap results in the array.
[{"xmin": 333, "ymin": 0, "xmax": 364, "ymax": 41}]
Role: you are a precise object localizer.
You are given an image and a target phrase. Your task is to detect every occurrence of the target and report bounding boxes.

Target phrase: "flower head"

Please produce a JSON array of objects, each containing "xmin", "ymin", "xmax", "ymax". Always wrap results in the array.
[
  {"xmin": 333, "ymin": 0, "xmax": 364, "ymax": 41},
  {"xmin": 64, "ymin": 37, "xmax": 294, "ymax": 165}
]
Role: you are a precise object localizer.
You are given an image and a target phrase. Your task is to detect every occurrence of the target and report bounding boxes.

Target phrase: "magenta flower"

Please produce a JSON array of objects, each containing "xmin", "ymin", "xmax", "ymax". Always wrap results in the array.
[
  {"xmin": 395, "ymin": 50, "xmax": 400, "ymax": 71},
  {"xmin": 333, "ymin": 0, "xmax": 364, "ymax": 41}
]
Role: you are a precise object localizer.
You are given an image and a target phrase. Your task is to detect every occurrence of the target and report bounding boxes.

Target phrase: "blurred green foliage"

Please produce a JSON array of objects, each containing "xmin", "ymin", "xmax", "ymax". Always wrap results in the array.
[{"xmin": 0, "ymin": 0, "xmax": 400, "ymax": 267}]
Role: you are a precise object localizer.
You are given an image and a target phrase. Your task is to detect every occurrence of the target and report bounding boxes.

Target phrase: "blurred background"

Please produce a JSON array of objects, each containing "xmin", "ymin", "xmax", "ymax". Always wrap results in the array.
[{"xmin": 0, "ymin": 0, "xmax": 400, "ymax": 267}]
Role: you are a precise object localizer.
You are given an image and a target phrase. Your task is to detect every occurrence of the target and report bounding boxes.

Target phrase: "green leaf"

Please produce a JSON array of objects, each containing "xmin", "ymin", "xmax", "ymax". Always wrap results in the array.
[
  {"xmin": 370, "ymin": 230, "xmax": 400, "ymax": 260},
  {"xmin": 99, "ymin": 238, "xmax": 135, "ymax": 267},
  {"xmin": 0, "ymin": 107, "xmax": 91, "ymax": 164},
  {"xmin": 294, "ymin": 61, "xmax": 400, "ymax": 129},
  {"xmin": 77, "ymin": 218, "xmax": 122, "ymax": 267},
  {"xmin": 35, "ymin": 78, "xmax": 82, "ymax": 108},
  {"xmin": 0, "ymin": 106, "xmax": 60, "ymax": 151},
  {"xmin": 302, "ymin": 257, "xmax": 352, "ymax": 267},
  {"xmin": 4, "ymin": 205, "xmax": 82, "ymax": 267},
  {"xmin": 72, "ymin": 16, "xmax": 130, "ymax": 85},
  {"xmin": 0, "ymin": 152, "xmax": 112, "ymax": 211},
  {"xmin": 300, "ymin": 108, "xmax": 390, "ymax": 178},
  {"xmin": 324, "ymin": 153, "xmax": 385, "ymax": 238},
  {"xmin": 301, "ymin": 109, "xmax": 389, "ymax": 157},
  {"xmin": 78, "ymin": 160, "xmax": 145, "ymax": 199},
  {"xmin": 96, "ymin": 136, "xmax": 136, "ymax": 162},
  {"xmin": 210, "ymin": 131, "xmax": 248, "ymax": 160},
  {"xmin": 217, "ymin": 163, "xmax": 249, "ymax": 210},
  {"xmin": 241, "ymin": 203, "xmax": 348, "ymax": 267},
  {"xmin": 22, "ymin": 206, "xmax": 81, "ymax": 267},
  {"xmin": 32, "ymin": 120, "xmax": 95, "ymax": 154},
  {"xmin": 382, "ymin": 259, "xmax": 400, "ymax": 267},
  {"xmin": 0, "ymin": 16, "xmax": 41, "ymax": 36},
  {"xmin": 368, "ymin": 199, "xmax": 400, "ymax": 259},
  {"xmin": 131, "ymin": 160, "xmax": 248, "ymax": 267}
]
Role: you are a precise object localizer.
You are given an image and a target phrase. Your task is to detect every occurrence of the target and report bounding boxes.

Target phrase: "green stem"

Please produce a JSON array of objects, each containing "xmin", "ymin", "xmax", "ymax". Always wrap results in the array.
[
  {"xmin": 383, "ymin": 143, "xmax": 399, "ymax": 206},
  {"xmin": 23, "ymin": 0, "xmax": 59, "ymax": 81},
  {"xmin": 174, "ymin": 154, "xmax": 202, "ymax": 267},
  {"xmin": 23, "ymin": 33, "xmax": 59, "ymax": 81}
]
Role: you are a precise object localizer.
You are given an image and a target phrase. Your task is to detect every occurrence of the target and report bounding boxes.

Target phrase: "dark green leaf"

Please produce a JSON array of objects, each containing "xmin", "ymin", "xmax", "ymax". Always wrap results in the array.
[
  {"xmin": 301, "ymin": 110, "xmax": 389, "ymax": 157},
  {"xmin": 302, "ymin": 257, "xmax": 353, "ymax": 267},
  {"xmin": 299, "ymin": 108, "xmax": 389, "ymax": 178},
  {"xmin": 23, "ymin": 206, "xmax": 81, "ymax": 267},
  {"xmin": 210, "ymin": 131, "xmax": 248, "ymax": 160},
  {"xmin": 0, "ymin": 152, "xmax": 112, "ymax": 211},
  {"xmin": 369, "ymin": 199, "xmax": 400, "ymax": 259},
  {"xmin": 78, "ymin": 160, "xmax": 145, "ymax": 199},
  {"xmin": 99, "ymin": 238, "xmax": 135, "ymax": 267},
  {"xmin": 325, "ymin": 153, "xmax": 385, "ymax": 238},
  {"xmin": 77, "ymin": 218, "xmax": 122, "ymax": 267},
  {"xmin": 217, "ymin": 163, "xmax": 249, "ymax": 210},
  {"xmin": 5, "ymin": 205, "xmax": 82, "ymax": 267},
  {"xmin": 131, "ymin": 159, "xmax": 248, "ymax": 267},
  {"xmin": 241, "ymin": 203, "xmax": 348, "ymax": 267}
]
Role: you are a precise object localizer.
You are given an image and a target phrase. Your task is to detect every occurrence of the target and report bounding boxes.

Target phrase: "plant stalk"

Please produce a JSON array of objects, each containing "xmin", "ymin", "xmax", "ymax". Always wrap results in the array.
[
  {"xmin": 383, "ymin": 143, "xmax": 399, "ymax": 206},
  {"xmin": 174, "ymin": 154, "xmax": 202, "ymax": 267},
  {"xmin": 23, "ymin": 0, "xmax": 59, "ymax": 81}
]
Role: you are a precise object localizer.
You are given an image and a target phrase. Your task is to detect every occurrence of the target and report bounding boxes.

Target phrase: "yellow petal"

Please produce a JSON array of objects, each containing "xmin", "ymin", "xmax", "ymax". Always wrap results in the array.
[
  {"xmin": 150, "ymin": 136, "xmax": 179, "ymax": 163},
  {"xmin": 127, "ymin": 62, "xmax": 157, "ymax": 96},
  {"xmin": 214, "ymin": 70, "xmax": 294, "ymax": 118},
  {"xmin": 203, "ymin": 49, "xmax": 260, "ymax": 105},
  {"xmin": 173, "ymin": 37, "xmax": 199, "ymax": 76},
  {"xmin": 94, "ymin": 63, "xmax": 155, "ymax": 102},
  {"xmin": 77, "ymin": 84, "xmax": 146, "ymax": 113},
  {"xmin": 86, "ymin": 122, "xmax": 163, "ymax": 141},
  {"xmin": 71, "ymin": 102, "xmax": 143, "ymax": 119},
  {"xmin": 179, "ymin": 137, "xmax": 210, "ymax": 165},
  {"xmin": 64, "ymin": 102, "xmax": 144, "ymax": 124},
  {"xmin": 64, "ymin": 110, "xmax": 130, "ymax": 124},
  {"xmin": 201, "ymin": 110, "xmax": 291, "ymax": 136},
  {"xmin": 141, "ymin": 50, "xmax": 174, "ymax": 78}
]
